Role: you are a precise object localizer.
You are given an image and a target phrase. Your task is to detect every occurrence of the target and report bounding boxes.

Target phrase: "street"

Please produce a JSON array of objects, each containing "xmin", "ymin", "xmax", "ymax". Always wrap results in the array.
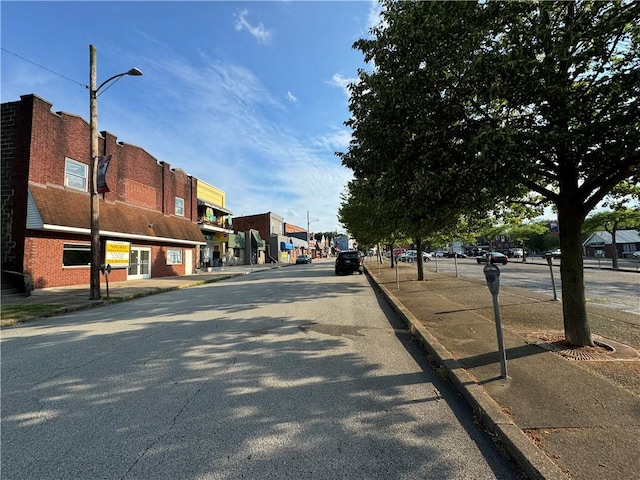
[
  {"xmin": 0, "ymin": 263, "xmax": 522, "ymax": 479},
  {"xmin": 397, "ymin": 257, "xmax": 639, "ymax": 317}
]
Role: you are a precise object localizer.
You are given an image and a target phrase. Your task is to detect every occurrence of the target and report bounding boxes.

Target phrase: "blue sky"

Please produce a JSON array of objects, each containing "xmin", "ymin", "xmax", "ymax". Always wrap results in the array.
[{"xmin": 2, "ymin": 1, "xmax": 381, "ymax": 233}]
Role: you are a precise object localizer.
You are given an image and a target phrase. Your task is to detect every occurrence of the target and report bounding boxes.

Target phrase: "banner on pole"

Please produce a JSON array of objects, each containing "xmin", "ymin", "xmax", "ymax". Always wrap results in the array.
[{"xmin": 97, "ymin": 155, "xmax": 112, "ymax": 193}]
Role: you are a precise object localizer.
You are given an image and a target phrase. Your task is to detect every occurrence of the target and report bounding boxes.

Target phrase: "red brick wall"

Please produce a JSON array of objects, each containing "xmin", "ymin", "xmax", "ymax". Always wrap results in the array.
[
  {"xmin": 24, "ymin": 235, "xmax": 193, "ymax": 288},
  {"xmin": 8, "ymin": 94, "xmax": 200, "ymax": 288},
  {"xmin": 233, "ymin": 214, "xmax": 271, "ymax": 245},
  {"xmin": 28, "ymin": 97, "xmax": 91, "ymax": 187},
  {"xmin": 24, "ymin": 234, "xmax": 128, "ymax": 289}
]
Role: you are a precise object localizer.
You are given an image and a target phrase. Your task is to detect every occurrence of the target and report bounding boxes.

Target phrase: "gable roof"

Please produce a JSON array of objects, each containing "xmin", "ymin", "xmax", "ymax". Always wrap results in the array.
[
  {"xmin": 28, "ymin": 184, "xmax": 205, "ymax": 245},
  {"xmin": 582, "ymin": 229, "xmax": 640, "ymax": 246}
]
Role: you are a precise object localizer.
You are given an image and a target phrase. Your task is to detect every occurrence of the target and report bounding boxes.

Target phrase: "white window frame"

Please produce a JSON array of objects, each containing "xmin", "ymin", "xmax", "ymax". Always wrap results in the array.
[
  {"xmin": 167, "ymin": 248, "xmax": 183, "ymax": 265},
  {"xmin": 64, "ymin": 158, "xmax": 88, "ymax": 191},
  {"xmin": 175, "ymin": 197, "xmax": 185, "ymax": 217}
]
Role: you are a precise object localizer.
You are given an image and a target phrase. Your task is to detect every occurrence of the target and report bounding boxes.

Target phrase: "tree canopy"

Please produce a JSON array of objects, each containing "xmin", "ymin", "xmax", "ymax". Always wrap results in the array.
[{"xmin": 339, "ymin": 0, "xmax": 639, "ymax": 346}]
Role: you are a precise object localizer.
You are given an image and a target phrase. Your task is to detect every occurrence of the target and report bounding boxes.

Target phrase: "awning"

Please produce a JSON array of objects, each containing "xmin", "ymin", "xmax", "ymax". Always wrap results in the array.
[
  {"xmin": 197, "ymin": 200, "xmax": 233, "ymax": 215},
  {"xmin": 280, "ymin": 242, "xmax": 295, "ymax": 250},
  {"xmin": 251, "ymin": 230, "xmax": 265, "ymax": 250}
]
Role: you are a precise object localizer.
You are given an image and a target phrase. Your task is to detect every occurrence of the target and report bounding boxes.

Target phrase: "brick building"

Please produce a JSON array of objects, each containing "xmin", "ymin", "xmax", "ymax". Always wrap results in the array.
[
  {"xmin": 1, "ymin": 94, "xmax": 205, "ymax": 290},
  {"xmin": 233, "ymin": 212, "xmax": 307, "ymax": 263}
]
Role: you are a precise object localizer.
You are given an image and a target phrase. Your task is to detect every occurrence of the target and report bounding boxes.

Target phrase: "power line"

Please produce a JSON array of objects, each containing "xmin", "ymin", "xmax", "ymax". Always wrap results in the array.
[{"xmin": 1, "ymin": 47, "xmax": 87, "ymax": 89}]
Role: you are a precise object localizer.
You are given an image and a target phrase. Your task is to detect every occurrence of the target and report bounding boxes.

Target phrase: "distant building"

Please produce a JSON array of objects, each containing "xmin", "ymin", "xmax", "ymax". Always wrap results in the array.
[
  {"xmin": 582, "ymin": 229, "xmax": 640, "ymax": 258},
  {"xmin": 196, "ymin": 180, "xmax": 234, "ymax": 268},
  {"xmin": 334, "ymin": 235, "xmax": 349, "ymax": 252},
  {"xmin": 233, "ymin": 212, "xmax": 303, "ymax": 263}
]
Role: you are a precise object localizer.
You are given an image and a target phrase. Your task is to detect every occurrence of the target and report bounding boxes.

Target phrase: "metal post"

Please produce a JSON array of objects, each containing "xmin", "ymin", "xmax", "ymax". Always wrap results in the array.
[
  {"xmin": 491, "ymin": 293, "xmax": 508, "ymax": 379},
  {"xmin": 546, "ymin": 254, "xmax": 559, "ymax": 301}
]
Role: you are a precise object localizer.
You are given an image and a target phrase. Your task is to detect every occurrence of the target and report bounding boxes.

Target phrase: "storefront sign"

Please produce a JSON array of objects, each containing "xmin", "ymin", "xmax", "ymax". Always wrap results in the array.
[{"xmin": 105, "ymin": 240, "xmax": 130, "ymax": 268}]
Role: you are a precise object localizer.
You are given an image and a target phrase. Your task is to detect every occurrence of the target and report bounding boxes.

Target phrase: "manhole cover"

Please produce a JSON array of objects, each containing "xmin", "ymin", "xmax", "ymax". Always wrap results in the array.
[{"xmin": 526, "ymin": 330, "xmax": 639, "ymax": 361}]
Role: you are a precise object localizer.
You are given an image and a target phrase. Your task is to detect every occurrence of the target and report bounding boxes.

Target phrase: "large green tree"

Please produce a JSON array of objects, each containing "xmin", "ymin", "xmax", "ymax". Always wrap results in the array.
[
  {"xmin": 474, "ymin": 1, "xmax": 640, "ymax": 345},
  {"xmin": 341, "ymin": 0, "xmax": 639, "ymax": 346},
  {"xmin": 339, "ymin": 0, "xmax": 523, "ymax": 281}
]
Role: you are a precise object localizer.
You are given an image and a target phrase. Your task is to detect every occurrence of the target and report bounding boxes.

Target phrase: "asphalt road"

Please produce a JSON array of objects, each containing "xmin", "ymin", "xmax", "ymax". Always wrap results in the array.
[
  {"xmin": 399, "ymin": 257, "xmax": 639, "ymax": 317},
  {"xmin": 1, "ymin": 263, "xmax": 522, "ymax": 479}
]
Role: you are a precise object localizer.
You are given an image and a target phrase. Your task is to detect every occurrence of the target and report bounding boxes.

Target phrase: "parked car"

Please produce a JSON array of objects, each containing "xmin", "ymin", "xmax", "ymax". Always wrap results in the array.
[
  {"xmin": 444, "ymin": 251, "xmax": 467, "ymax": 258},
  {"xmin": 296, "ymin": 254, "xmax": 312, "ymax": 264},
  {"xmin": 634, "ymin": 251, "xmax": 640, "ymax": 258},
  {"xmin": 405, "ymin": 250, "xmax": 431, "ymax": 262},
  {"xmin": 509, "ymin": 248, "xmax": 524, "ymax": 258},
  {"xmin": 335, "ymin": 251, "xmax": 363, "ymax": 275},
  {"xmin": 542, "ymin": 249, "xmax": 562, "ymax": 259},
  {"xmin": 476, "ymin": 252, "xmax": 509, "ymax": 265}
]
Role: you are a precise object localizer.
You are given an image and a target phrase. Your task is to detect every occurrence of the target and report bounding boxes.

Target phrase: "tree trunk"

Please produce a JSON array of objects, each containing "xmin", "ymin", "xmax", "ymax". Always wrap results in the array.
[
  {"xmin": 610, "ymin": 230, "xmax": 619, "ymax": 270},
  {"xmin": 390, "ymin": 242, "xmax": 396, "ymax": 268},
  {"xmin": 416, "ymin": 238, "xmax": 424, "ymax": 281},
  {"xmin": 557, "ymin": 205, "xmax": 594, "ymax": 347}
]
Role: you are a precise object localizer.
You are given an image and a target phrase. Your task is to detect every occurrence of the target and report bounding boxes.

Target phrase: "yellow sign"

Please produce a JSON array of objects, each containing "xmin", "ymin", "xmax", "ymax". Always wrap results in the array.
[{"xmin": 105, "ymin": 240, "xmax": 130, "ymax": 267}]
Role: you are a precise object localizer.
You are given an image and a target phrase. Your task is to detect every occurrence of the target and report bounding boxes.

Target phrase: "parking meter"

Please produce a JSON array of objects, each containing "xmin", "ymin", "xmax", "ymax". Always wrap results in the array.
[
  {"xmin": 545, "ymin": 253, "xmax": 553, "ymax": 266},
  {"xmin": 100, "ymin": 264, "xmax": 112, "ymax": 299},
  {"xmin": 482, "ymin": 262, "xmax": 507, "ymax": 379},
  {"xmin": 483, "ymin": 264, "xmax": 500, "ymax": 296}
]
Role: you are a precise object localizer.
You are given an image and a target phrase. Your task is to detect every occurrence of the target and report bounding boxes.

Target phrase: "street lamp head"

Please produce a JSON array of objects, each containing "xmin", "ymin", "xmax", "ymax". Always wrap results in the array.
[{"xmin": 127, "ymin": 68, "xmax": 143, "ymax": 77}]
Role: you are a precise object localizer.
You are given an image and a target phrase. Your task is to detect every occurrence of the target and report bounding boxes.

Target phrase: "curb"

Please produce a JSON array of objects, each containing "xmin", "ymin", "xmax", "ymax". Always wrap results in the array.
[{"xmin": 365, "ymin": 268, "xmax": 569, "ymax": 480}]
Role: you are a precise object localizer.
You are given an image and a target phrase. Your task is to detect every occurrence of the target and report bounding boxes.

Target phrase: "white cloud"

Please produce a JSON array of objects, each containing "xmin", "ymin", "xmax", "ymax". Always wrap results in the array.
[
  {"xmin": 368, "ymin": 0, "xmax": 382, "ymax": 31},
  {"xmin": 329, "ymin": 73, "xmax": 357, "ymax": 97},
  {"xmin": 104, "ymin": 50, "xmax": 351, "ymax": 231},
  {"xmin": 286, "ymin": 91, "xmax": 297, "ymax": 103},
  {"xmin": 234, "ymin": 9, "xmax": 272, "ymax": 44},
  {"xmin": 314, "ymin": 128, "xmax": 352, "ymax": 151}
]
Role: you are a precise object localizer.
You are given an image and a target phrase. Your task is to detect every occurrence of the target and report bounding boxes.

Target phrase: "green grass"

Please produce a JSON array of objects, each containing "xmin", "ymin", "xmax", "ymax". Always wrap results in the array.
[{"xmin": 1, "ymin": 304, "xmax": 64, "ymax": 321}]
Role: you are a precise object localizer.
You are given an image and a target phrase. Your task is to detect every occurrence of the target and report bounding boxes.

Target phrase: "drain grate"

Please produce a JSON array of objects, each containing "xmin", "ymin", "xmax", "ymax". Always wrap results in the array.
[{"xmin": 526, "ymin": 330, "xmax": 640, "ymax": 361}]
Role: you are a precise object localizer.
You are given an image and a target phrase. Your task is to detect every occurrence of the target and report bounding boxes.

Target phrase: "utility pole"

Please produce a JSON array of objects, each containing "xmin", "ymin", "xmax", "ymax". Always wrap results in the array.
[
  {"xmin": 88, "ymin": 45, "xmax": 142, "ymax": 300},
  {"xmin": 89, "ymin": 45, "xmax": 100, "ymax": 300}
]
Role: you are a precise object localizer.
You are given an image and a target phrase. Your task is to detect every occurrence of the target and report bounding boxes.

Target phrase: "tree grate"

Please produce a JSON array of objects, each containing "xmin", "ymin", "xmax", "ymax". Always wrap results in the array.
[{"xmin": 526, "ymin": 330, "xmax": 640, "ymax": 362}]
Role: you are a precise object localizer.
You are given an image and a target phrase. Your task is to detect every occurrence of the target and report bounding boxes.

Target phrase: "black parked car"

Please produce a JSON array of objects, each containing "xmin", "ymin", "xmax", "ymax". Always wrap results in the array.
[
  {"xmin": 444, "ymin": 251, "xmax": 467, "ymax": 258},
  {"xmin": 476, "ymin": 251, "xmax": 509, "ymax": 265},
  {"xmin": 335, "ymin": 251, "xmax": 363, "ymax": 275}
]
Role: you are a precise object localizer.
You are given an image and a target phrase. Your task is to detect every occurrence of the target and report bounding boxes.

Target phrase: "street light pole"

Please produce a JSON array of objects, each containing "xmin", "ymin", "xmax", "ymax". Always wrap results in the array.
[
  {"xmin": 306, "ymin": 210, "xmax": 318, "ymax": 255},
  {"xmin": 89, "ymin": 44, "xmax": 142, "ymax": 300}
]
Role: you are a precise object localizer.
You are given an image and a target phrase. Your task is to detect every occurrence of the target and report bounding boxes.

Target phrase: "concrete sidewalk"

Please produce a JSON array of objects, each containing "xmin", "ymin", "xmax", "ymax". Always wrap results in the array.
[
  {"xmin": 366, "ymin": 262, "xmax": 639, "ymax": 480},
  {"xmin": 2, "ymin": 259, "xmax": 638, "ymax": 479},
  {"xmin": 0, "ymin": 264, "xmax": 277, "ymax": 326}
]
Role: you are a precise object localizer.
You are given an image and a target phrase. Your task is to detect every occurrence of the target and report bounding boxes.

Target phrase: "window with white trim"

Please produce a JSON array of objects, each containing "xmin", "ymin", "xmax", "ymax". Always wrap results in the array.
[
  {"xmin": 64, "ymin": 158, "xmax": 88, "ymax": 191},
  {"xmin": 167, "ymin": 248, "xmax": 183, "ymax": 265},
  {"xmin": 175, "ymin": 197, "xmax": 185, "ymax": 217},
  {"xmin": 63, "ymin": 243, "xmax": 91, "ymax": 266}
]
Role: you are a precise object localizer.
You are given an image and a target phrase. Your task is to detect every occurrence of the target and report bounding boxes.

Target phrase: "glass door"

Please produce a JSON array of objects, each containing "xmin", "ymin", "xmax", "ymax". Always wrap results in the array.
[{"xmin": 128, "ymin": 248, "xmax": 151, "ymax": 279}]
